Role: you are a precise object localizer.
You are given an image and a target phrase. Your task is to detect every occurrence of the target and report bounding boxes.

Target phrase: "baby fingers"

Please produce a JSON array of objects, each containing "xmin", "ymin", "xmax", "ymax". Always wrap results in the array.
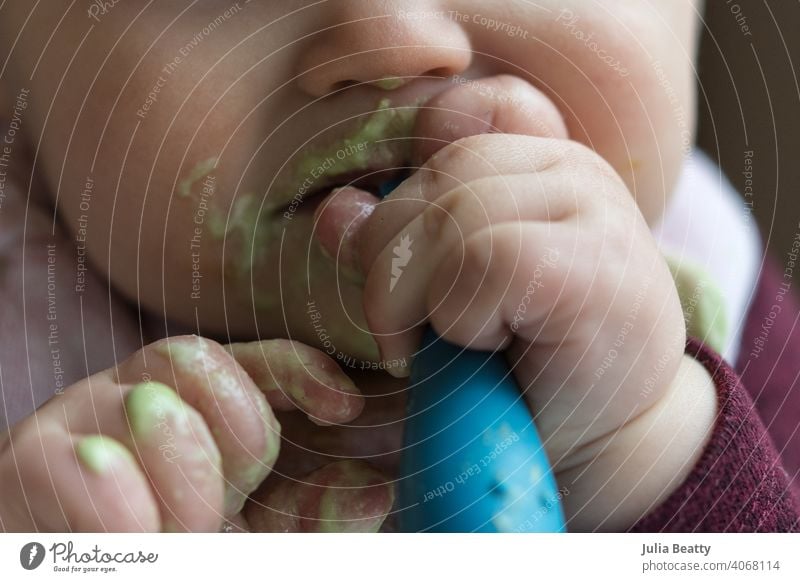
[
  {"xmin": 0, "ymin": 428, "xmax": 159, "ymax": 532},
  {"xmin": 116, "ymin": 336, "xmax": 281, "ymax": 517},
  {"xmin": 227, "ymin": 339, "xmax": 364, "ymax": 426}
]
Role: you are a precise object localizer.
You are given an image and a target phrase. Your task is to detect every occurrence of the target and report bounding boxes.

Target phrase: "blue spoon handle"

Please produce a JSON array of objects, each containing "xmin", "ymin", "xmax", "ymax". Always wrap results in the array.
[{"xmin": 397, "ymin": 328, "xmax": 565, "ymax": 532}]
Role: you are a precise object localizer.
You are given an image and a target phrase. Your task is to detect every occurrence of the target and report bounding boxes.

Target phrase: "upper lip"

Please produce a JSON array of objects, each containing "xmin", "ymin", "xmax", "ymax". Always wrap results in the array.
[
  {"xmin": 272, "ymin": 82, "xmax": 453, "ymax": 211},
  {"xmin": 268, "ymin": 128, "xmax": 413, "ymax": 212},
  {"xmin": 272, "ymin": 136, "xmax": 413, "ymax": 213}
]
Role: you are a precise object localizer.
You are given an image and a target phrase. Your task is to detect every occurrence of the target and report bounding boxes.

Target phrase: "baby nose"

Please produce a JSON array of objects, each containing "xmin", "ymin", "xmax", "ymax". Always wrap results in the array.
[{"xmin": 295, "ymin": 3, "xmax": 472, "ymax": 97}]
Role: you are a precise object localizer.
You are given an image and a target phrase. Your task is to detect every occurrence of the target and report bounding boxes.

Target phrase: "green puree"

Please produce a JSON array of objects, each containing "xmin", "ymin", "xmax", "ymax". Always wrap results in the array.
[
  {"xmin": 76, "ymin": 435, "xmax": 136, "ymax": 475},
  {"xmin": 177, "ymin": 157, "xmax": 218, "ymax": 198},
  {"xmin": 665, "ymin": 255, "xmax": 729, "ymax": 354},
  {"xmin": 374, "ymin": 77, "xmax": 405, "ymax": 91},
  {"xmin": 124, "ymin": 381, "xmax": 186, "ymax": 438},
  {"xmin": 290, "ymin": 98, "xmax": 418, "ymax": 200},
  {"xmin": 178, "ymin": 98, "xmax": 420, "ymax": 276}
]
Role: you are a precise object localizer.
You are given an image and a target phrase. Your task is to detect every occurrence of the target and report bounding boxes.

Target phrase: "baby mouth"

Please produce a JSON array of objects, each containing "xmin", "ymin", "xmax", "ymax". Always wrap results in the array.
[
  {"xmin": 296, "ymin": 167, "xmax": 408, "ymax": 212},
  {"xmin": 290, "ymin": 164, "xmax": 410, "ymax": 282},
  {"xmin": 273, "ymin": 95, "xmax": 433, "ymax": 281},
  {"xmin": 278, "ymin": 98, "xmax": 421, "ymax": 218}
]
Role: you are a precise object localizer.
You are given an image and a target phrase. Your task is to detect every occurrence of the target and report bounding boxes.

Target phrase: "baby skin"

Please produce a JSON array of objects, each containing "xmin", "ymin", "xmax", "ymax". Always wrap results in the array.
[{"xmin": 0, "ymin": 1, "xmax": 714, "ymax": 531}]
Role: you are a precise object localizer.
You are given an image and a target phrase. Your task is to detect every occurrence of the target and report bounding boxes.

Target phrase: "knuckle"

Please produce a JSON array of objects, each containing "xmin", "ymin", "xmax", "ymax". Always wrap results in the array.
[
  {"xmin": 552, "ymin": 164, "xmax": 631, "ymax": 218},
  {"xmin": 492, "ymin": 227, "xmax": 530, "ymax": 271},
  {"xmin": 564, "ymin": 142, "xmax": 628, "ymax": 190},
  {"xmin": 422, "ymin": 186, "xmax": 472, "ymax": 243},
  {"xmin": 464, "ymin": 228, "xmax": 519, "ymax": 293},
  {"xmin": 464, "ymin": 228, "xmax": 522, "ymax": 291},
  {"xmin": 513, "ymin": 136, "xmax": 573, "ymax": 173},
  {"xmin": 153, "ymin": 335, "xmax": 233, "ymax": 371},
  {"xmin": 461, "ymin": 229, "xmax": 495, "ymax": 276},
  {"xmin": 557, "ymin": 139, "xmax": 598, "ymax": 166},
  {"xmin": 426, "ymin": 134, "xmax": 491, "ymax": 176}
]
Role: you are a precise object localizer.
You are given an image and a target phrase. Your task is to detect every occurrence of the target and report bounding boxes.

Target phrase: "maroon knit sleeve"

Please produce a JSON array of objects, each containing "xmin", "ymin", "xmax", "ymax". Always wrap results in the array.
[{"xmin": 629, "ymin": 337, "xmax": 800, "ymax": 532}]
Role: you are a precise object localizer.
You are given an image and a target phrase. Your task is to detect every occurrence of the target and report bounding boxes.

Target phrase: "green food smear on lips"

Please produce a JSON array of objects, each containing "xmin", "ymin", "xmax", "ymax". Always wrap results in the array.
[
  {"xmin": 374, "ymin": 77, "xmax": 405, "ymax": 91},
  {"xmin": 289, "ymin": 97, "xmax": 418, "ymax": 202},
  {"xmin": 182, "ymin": 98, "xmax": 421, "ymax": 277},
  {"xmin": 207, "ymin": 194, "xmax": 264, "ymax": 277}
]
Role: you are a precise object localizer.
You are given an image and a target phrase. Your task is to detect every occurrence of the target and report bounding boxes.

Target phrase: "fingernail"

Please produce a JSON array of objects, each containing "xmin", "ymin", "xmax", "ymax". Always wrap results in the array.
[
  {"xmin": 224, "ymin": 487, "xmax": 249, "ymax": 516},
  {"xmin": 76, "ymin": 436, "xmax": 136, "ymax": 475},
  {"xmin": 377, "ymin": 344, "xmax": 410, "ymax": 378},
  {"xmin": 385, "ymin": 359, "xmax": 410, "ymax": 378}
]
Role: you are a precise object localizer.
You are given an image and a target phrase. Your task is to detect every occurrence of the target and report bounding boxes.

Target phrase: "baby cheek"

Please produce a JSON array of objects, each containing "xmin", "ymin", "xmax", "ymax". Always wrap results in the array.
[
  {"xmin": 80, "ymin": 189, "xmax": 231, "ymax": 329},
  {"xmin": 561, "ymin": 57, "xmax": 689, "ymax": 223}
]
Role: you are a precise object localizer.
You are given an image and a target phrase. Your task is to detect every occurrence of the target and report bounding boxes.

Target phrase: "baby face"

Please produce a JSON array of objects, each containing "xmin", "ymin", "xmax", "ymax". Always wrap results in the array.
[{"xmin": 1, "ymin": 1, "xmax": 700, "ymax": 361}]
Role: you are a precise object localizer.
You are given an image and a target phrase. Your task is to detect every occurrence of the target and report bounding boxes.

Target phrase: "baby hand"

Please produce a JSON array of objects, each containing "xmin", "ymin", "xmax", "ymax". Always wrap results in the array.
[
  {"xmin": 0, "ymin": 336, "xmax": 392, "ymax": 532},
  {"xmin": 356, "ymin": 76, "xmax": 716, "ymax": 531}
]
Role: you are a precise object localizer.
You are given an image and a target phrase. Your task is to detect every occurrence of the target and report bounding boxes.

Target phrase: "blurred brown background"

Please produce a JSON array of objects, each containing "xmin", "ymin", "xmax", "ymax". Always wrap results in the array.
[{"xmin": 697, "ymin": 0, "xmax": 800, "ymax": 260}]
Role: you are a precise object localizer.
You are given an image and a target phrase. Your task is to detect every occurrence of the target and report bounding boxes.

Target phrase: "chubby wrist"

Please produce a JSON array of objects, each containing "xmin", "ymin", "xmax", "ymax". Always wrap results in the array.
[{"xmin": 560, "ymin": 353, "xmax": 717, "ymax": 531}]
